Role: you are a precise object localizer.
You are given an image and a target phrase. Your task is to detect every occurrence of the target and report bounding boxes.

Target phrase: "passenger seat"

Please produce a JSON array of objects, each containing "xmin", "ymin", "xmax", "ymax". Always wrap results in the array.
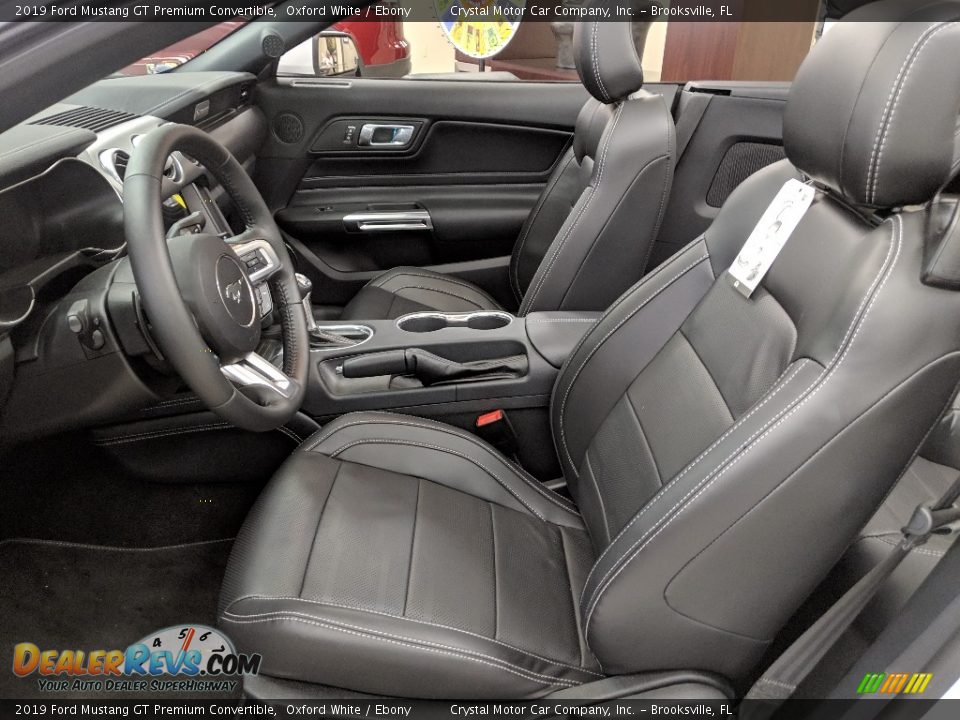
[{"xmin": 340, "ymin": 4, "xmax": 675, "ymax": 320}]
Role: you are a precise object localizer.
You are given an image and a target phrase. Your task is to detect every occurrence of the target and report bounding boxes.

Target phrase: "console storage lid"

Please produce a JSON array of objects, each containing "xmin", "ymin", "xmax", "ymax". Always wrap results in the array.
[{"xmin": 525, "ymin": 311, "xmax": 602, "ymax": 368}]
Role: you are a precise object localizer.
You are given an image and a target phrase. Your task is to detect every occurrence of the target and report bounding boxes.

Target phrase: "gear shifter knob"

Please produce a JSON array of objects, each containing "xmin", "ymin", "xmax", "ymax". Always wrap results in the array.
[
  {"xmin": 295, "ymin": 272, "xmax": 313, "ymax": 298},
  {"xmin": 294, "ymin": 272, "xmax": 317, "ymax": 332}
]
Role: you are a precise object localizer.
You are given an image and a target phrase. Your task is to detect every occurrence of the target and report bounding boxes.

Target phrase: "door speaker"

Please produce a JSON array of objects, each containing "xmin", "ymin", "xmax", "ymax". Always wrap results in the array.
[{"xmin": 273, "ymin": 113, "xmax": 305, "ymax": 144}]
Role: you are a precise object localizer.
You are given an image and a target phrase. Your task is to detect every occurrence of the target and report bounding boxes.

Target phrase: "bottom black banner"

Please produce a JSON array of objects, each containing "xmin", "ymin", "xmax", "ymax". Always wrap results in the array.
[{"xmin": 2, "ymin": 700, "xmax": 960, "ymax": 720}]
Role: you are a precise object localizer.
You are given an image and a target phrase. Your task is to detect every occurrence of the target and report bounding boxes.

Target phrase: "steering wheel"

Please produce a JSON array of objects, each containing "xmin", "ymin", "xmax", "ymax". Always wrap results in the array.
[{"xmin": 123, "ymin": 124, "xmax": 308, "ymax": 432}]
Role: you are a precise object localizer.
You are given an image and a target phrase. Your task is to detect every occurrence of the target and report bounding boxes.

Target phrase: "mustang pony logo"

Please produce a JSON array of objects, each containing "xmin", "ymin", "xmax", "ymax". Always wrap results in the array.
[{"xmin": 223, "ymin": 279, "xmax": 244, "ymax": 304}]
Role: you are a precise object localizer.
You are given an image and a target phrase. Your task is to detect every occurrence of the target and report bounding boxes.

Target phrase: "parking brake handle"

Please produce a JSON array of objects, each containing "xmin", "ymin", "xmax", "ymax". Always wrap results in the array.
[{"xmin": 339, "ymin": 349, "xmax": 527, "ymax": 386}]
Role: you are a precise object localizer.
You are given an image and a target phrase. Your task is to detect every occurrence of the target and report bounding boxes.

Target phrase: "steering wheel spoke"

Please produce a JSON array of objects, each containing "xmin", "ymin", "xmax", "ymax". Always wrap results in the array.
[
  {"xmin": 221, "ymin": 352, "xmax": 297, "ymax": 399},
  {"xmin": 229, "ymin": 233, "xmax": 283, "ymax": 284}
]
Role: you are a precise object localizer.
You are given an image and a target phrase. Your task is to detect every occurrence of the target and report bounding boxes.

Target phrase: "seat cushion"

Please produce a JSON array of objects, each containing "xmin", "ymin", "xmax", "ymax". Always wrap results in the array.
[
  {"xmin": 340, "ymin": 267, "xmax": 503, "ymax": 321},
  {"xmin": 219, "ymin": 412, "xmax": 600, "ymax": 698}
]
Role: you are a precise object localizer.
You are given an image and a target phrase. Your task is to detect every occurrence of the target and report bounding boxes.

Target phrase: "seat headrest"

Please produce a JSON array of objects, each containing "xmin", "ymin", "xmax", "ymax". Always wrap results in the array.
[
  {"xmin": 573, "ymin": 1, "xmax": 656, "ymax": 103},
  {"xmin": 784, "ymin": 0, "xmax": 960, "ymax": 209}
]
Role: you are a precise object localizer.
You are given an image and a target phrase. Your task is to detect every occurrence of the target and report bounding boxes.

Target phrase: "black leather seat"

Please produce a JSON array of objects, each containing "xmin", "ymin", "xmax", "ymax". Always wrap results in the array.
[
  {"xmin": 339, "ymin": 7, "xmax": 675, "ymax": 321},
  {"xmin": 221, "ymin": 3, "xmax": 960, "ymax": 698},
  {"xmin": 220, "ymin": 413, "xmax": 600, "ymax": 696}
]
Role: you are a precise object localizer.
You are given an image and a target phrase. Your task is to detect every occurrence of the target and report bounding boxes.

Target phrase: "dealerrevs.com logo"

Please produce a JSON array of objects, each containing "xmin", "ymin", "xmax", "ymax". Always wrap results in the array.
[{"xmin": 12, "ymin": 625, "xmax": 260, "ymax": 693}]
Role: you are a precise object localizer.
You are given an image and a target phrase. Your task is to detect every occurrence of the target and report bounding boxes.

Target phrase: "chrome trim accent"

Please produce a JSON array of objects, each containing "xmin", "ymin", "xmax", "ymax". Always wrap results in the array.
[
  {"xmin": 221, "ymin": 352, "xmax": 294, "ymax": 398},
  {"xmin": 358, "ymin": 123, "xmax": 415, "ymax": 147},
  {"xmin": 98, "ymin": 148, "xmax": 128, "ymax": 185},
  {"xmin": 396, "ymin": 310, "xmax": 514, "ymax": 333},
  {"xmin": 310, "ymin": 324, "xmax": 374, "ymax": 352},
  {"xmin": 343, "ymin": 210, "xmax": 432, "ymax": 233}
]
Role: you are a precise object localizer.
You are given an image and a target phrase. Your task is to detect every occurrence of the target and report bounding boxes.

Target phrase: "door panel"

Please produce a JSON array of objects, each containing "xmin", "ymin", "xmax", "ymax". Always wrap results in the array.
[{"xmin": 254, "ymin": 78, "xmax": 589, "ymax": 306}]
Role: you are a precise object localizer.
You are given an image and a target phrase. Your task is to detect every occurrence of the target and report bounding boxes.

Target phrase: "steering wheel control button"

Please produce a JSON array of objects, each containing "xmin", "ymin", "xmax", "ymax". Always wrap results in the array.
[
  {"xmin": 255, "ymin": 283, "xmax": 273, "ymax": 316},
  {"xmin": 216, "ymin": 255, "xmax": 257, "ymax": 328},
  {"xmin": 230, "ymin": 239, "xmax": 281, "ymax": 284}
]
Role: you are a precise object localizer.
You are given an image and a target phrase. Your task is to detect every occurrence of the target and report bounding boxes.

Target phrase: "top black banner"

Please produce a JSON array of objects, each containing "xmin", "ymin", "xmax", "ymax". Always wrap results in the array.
[{"xmin": 0, "ymin": 0, "xmax": 933, "ymax": 24}]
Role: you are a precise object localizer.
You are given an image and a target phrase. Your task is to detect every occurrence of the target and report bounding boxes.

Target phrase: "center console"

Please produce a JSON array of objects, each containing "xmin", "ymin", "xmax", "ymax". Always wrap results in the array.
[{"xmin": 302, "ymin": 310, "xmax": 601, "ymax": 421}]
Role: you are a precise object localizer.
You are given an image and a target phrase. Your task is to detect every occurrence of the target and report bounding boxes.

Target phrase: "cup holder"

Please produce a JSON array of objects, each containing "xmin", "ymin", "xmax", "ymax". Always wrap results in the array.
[{"xmin": 397, "ymin": 311, "xmax": 513, "ymax": 333}]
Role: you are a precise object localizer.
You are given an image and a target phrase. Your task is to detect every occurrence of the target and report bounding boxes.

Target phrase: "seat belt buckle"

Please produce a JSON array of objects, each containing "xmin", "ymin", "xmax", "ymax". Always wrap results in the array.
[
  {"xmin": 475, "ymin": 409, "xmax": 518, "ymax": 458},
  {"xmin": 901, "ymin": 502, "xmax": 960, "ymax": 545}
]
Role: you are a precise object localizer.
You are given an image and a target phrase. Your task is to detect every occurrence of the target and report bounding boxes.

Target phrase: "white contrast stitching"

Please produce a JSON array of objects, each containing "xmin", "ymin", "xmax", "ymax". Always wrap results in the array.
[
  {"xmin": 868, "ymin": 22, "xmax": 959, "ymax": 204},
  {"xmin": 556, "ymin": 250, "xmax": 711, "ymax": 477},
  {"xmin": 511, "ymin": 150, "xmax": 577, "ymax": 302},
  {"xmin": 582, "ymin": 216, "xmax": 902, "ymax": 637},
  {"xmin": 227, "ymin": 597, "xmax": 601, "ymax": 676},
  {"xmin": 867, "ymin": 535, "xmax": 948, "ymax": 557},
  {"xmin": 306, "ymin": 415, "xmax": 578, "ymax": 514},
  {"xmin": 329, "ymin": 438, "xmax": 547, "ymax": 520},
  {"xmin": 756, "ymin": 678, "xmax": 797, "ymax": 691},
  {"xmin": 0, "ymin": 537, "xmax": 232, "ymax": 552},
  {"xmin": 221, "ymin": 613, "xmax": 578, "ymax": 688},
  {"xmin": 591, "ymin": 23, "xmax": 610, "ymax": 103},
  {"xmin": 581, "ymin": 360, "xmax": 811, "ymax": 594},
  {"xmin": 521, "ymin": 103, "xmax": 624, "ymax": 314},
  {"xmin": 526, "ymin": 318, "xmax": 599, "ymax": 324}
]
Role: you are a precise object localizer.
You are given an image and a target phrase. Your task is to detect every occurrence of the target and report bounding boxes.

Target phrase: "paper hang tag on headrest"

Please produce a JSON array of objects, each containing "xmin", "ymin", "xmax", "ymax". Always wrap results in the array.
[{"xmin": 728, "ymin": 179, "xmax": 816, "ymax": 298}]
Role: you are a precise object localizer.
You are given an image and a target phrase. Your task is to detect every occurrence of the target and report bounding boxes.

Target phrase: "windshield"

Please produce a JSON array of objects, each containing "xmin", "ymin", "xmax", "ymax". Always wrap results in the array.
[{"xmin": 115, "ymin": 20, "xmax": 248, "ymax": 76}]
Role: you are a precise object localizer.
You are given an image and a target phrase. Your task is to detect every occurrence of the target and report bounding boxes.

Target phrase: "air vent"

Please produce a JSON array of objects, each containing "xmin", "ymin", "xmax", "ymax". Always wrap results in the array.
[
  {"xmin": 113, "ymin": 151, "xmax": 130, "ymax": 180},
  {"xmin": 99, "ymin": 149, "xmax": 130, "ymax": 183},
  {"xmin": 32, "ymin": 106, "xmax": 139, "ymax": 133}
]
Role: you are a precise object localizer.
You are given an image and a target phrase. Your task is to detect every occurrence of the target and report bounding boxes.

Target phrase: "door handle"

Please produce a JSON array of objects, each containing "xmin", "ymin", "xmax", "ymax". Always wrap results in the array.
[
  {"xmin": 343, "ymin": 210, "xmax": 432, "ymax": 232},
  {"xmin": 357, "ymin": 123, "xmax": 415, "ymax": 147}
]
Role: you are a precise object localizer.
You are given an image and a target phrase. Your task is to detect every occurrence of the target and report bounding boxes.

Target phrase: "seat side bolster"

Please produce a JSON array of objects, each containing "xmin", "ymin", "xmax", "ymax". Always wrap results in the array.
[{"xmin": 303, "ymin": 411, "xmax": 584, "ymax": 529}]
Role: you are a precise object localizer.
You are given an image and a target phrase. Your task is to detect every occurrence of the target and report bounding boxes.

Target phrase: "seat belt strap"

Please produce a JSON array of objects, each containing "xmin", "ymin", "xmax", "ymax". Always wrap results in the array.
[{"xmin": 745, "ymin": 472, "xmax": 960, "ymax": 704}]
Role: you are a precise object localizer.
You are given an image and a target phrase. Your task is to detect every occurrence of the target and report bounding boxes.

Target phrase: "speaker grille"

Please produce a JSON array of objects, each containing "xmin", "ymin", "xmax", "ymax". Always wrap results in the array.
[
  {"xmin": 706, "ymin": 142, "xmax": 787, "ymax": 208},
  {"xmin": 262, "ymin": 33, "xmax": 285, "ymax": 59},
  {"xmin": 273, "ymin": 113, "xmax": 304, "ymax": 144}
]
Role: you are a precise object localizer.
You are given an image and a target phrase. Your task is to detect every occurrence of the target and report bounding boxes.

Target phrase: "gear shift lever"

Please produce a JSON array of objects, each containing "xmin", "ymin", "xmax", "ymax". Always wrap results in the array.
[
  {"xmin": 295, "ymin": 273, "xmax": 317, "ymax": 333},
  {"xmin": 293, "ymin": 273, "xmax": 363, "ymax": 348}
]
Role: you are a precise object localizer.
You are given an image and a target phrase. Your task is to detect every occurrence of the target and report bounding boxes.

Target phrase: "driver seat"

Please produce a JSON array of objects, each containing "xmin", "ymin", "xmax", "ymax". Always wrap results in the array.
[{"xmin": 219, "ymin": 4, "xmax": 960, "ymax": 698}]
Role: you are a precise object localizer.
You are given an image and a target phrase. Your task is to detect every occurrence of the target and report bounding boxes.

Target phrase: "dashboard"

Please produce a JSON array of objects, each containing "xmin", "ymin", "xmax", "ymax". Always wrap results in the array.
[{"xmin": 0, "ymin": 71, "xmax": 267, "ymax": 442}]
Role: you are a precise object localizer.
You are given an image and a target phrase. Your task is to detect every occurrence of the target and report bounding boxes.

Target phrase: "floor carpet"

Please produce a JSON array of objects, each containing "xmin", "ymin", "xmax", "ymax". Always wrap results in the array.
[{"xmin": 0, "ymin": 538, "xmax": 237, "ymax": 699}]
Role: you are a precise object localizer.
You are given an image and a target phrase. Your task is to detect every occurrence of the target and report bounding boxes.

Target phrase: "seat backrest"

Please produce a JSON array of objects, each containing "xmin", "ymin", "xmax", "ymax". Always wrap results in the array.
[
  {"xmin": 550, "ymin": 0, "xmax": 960, "ymax": 680},
  {"xmin": 510, "ymin": 4, "xmax": 675, "ymax": 315}
]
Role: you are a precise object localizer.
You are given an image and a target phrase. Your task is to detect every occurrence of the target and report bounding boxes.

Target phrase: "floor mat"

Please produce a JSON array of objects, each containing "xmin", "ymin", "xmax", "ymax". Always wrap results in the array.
[{"xmin": 0, "ymin": 538, "xmax": 237, "ymax": 699}]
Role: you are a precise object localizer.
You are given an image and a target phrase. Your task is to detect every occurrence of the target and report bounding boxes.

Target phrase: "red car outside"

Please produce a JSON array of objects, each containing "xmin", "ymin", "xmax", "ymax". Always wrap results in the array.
[{"xmin": 120, "ymin": 14, "xmax": 410, "ymax": 77}]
